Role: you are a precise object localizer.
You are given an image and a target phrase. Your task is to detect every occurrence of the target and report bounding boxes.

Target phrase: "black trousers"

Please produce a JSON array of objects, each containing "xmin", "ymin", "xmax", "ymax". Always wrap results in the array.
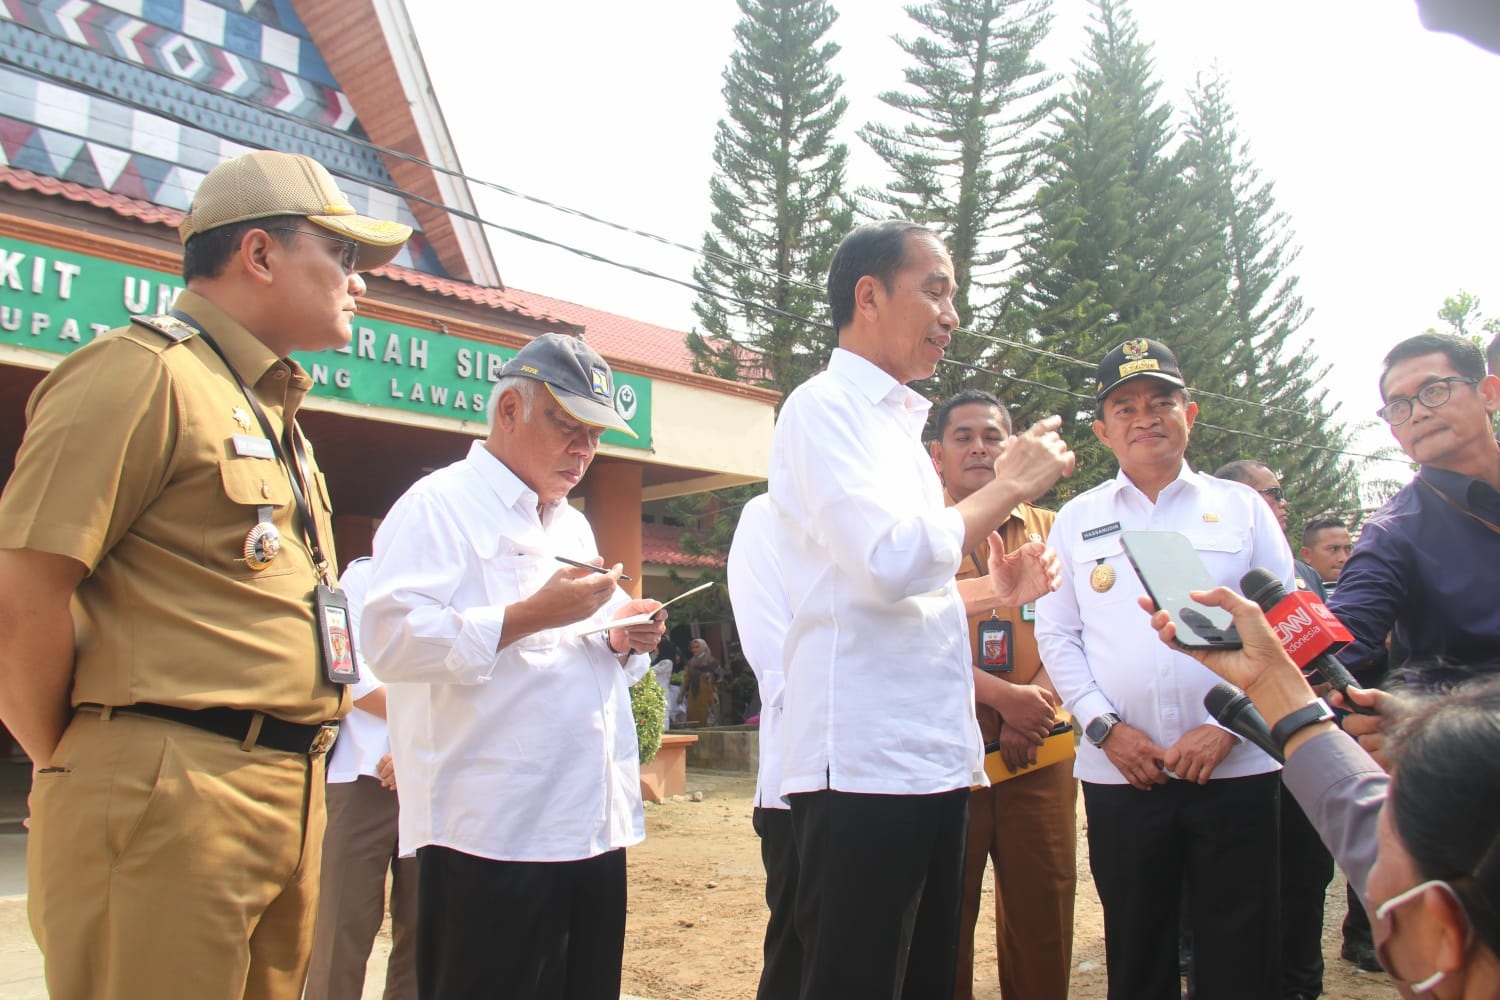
[
  {"xmin": 414, "ymin": 845, "xmax": 626, "ymax": 1000},
  {"xmin": 788, "ymin": 787, "xmax": 969, "ymax": 1000},
  {"xmin": 753, "ymin": 806, "xmax": 803, "ymax": 1000},
  {"xmin": 1084, "ymin": 773, "xmax": 1281, "ymax": 1000},
  {"xmin": 1280, "ymin": 783, "xmax": 1334, "ymax": 998}
]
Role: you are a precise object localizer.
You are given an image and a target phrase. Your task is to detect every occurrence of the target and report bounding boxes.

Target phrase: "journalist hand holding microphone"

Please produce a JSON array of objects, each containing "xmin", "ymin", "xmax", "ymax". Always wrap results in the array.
[{"xmin": 1139, "ymin": 572, "xmax": 1395, "ymax": 765}]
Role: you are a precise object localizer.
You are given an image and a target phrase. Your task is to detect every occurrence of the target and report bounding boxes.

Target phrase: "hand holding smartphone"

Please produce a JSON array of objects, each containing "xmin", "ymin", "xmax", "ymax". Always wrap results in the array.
[{"xmin": 1120, "ymin": 530, "xmax": 1242, "ymax": 649}]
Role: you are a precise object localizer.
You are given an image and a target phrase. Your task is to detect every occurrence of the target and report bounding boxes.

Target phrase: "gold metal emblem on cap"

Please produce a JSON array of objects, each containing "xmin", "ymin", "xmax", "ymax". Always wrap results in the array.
[
  {"xmin": 243, "ymin": 522, "xmax": 281, "ymax": 570},
  {"xmin": 1122, "ymin": 338, "xmax": 1150, "ymax": 359},
  {"xmin": 1090, "ymin": 562, "xmax": 1116, "ymax": 593},
  {"xmin": 1202, "ymin": 512, "xmax": 1220, "ymax": 522},
  {"xmin": 233, "ymin": 407, "xmax": 252, "ymax": 431}
]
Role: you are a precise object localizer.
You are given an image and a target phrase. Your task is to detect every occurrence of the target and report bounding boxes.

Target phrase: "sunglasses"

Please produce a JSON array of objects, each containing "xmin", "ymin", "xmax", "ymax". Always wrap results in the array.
[{"xmin": 1257, "ymin": 486, "xmax": 1285, "ymax": 503}]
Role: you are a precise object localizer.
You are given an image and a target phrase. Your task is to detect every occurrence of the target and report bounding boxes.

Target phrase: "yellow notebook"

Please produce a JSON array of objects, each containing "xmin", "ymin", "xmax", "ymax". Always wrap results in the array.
[{"xmin": 982, "ymin": 717, "xmax": 1077, "ymax": 785}]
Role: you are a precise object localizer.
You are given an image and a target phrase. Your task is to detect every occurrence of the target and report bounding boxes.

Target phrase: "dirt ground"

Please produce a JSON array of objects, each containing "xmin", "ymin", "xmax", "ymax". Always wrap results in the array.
[{"xmin": 621, "ymin": 770, "xmax": 1396, "ymax": 1000}]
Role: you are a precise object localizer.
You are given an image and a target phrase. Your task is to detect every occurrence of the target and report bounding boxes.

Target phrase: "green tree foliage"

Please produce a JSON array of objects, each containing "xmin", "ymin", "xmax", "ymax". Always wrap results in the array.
[
  {"xmin": 860, "ymin": 0, "xmax": 1057, "ymax": 400},
  {"xmin": 1180, "ymin": 69, "xmax": 1361, "ymax": 528},
  {"xmin": 1427, "ymin": 289, "xmax": 1500, "ymax": 344},
  {"xmin": 1003, "ymin": 0, "xmax": 1226, "ymax": 498},
  {"xmin": 687, "ymin": 0, "xmax": 854, "ymax": 395}
]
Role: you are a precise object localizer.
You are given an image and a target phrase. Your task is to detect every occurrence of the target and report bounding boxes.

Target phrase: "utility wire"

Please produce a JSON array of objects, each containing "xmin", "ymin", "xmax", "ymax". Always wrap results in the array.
[{"xmin": 6, "ymin": 46, "xmax": 1386, "ymax": 461}]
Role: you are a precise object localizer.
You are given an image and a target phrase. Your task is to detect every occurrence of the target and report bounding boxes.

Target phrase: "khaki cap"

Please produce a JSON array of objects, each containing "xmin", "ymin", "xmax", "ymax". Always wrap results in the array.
[{"xmin": 179, "ymin": 151, "xmax": 413, "ymax": 271}]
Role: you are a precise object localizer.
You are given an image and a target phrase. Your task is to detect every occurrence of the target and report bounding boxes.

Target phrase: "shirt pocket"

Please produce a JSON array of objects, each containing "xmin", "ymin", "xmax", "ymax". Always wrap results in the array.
[
  {"xmin": 483, "ymin": 551, "xmax": 565, "ymax": 653},
  {"xmin": 1071, "ymin": 533, "xmax": 1137, "ymax": 607},
  {"xmin": 1183, "ymin": 525, "xmax": 1252, "ymax": 584},
  {"xmin": 211, "ymin": 457, "xmax": 295, "ymax": 579}
]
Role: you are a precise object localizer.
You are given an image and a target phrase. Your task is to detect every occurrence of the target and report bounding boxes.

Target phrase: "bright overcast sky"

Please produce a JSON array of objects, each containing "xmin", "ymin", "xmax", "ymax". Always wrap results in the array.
[{"xmin": 406, "ymin": 1, "xmax": 1500, "ymax": 465}]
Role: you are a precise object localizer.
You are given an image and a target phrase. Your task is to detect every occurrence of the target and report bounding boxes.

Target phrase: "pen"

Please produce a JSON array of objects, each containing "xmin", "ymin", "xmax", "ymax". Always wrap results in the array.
[{"xmin": 555, "ymin": 555, "xmax": 633, "ymax": 582}]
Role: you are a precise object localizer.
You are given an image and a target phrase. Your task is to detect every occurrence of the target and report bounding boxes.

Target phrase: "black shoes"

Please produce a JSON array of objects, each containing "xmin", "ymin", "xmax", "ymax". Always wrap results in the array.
[{"xmin": 1340, "ymin": 939, "xmax": 1383, "ymax": 973}]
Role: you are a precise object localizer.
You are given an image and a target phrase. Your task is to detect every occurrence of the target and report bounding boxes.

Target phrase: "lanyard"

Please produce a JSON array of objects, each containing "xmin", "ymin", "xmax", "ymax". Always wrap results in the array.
[
  {"xmin": 1419, "ymin": 476, "xmax": 1500, "ymax": 538},
  {"xmin": 171, "ymin": 310, "xmax": 334, "ymax": 585}
]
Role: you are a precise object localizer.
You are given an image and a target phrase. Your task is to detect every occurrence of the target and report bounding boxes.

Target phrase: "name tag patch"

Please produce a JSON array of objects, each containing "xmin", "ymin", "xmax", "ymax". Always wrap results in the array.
[
  {"xmin": 232, "ymin": 434, "xmax": 276, "ymax": 460},
  {"xmin": 1082, "ymin": 521, "xmax": 1122, "ymax": 542}
]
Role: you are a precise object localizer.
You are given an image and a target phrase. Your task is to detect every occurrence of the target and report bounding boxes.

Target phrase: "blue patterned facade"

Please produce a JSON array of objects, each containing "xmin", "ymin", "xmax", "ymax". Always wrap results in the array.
[{"xmin": 0, "ymin": 0, "xmax": 449, "ymax": 276}]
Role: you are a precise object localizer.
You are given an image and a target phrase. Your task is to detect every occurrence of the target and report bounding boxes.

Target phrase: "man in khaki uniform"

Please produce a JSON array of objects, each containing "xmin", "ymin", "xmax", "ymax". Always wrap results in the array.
[
  {"xmin": 930, "ymin": 390, "xmax": 1078, "ymax": 1000},
  {"xmin": 0, "ymin": 151, "xmax": 410, "ymax": 1000}
]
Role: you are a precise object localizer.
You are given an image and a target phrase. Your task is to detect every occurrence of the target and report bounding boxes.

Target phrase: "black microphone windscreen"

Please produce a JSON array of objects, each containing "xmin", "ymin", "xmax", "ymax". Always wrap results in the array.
[
  {"xmin": 1239, "ymin": 567, "xmax": 1285, "ymax": 609},
  {"xmin": 1203, "ymin": 681, "xmax": 1244, "ymax": 720}
]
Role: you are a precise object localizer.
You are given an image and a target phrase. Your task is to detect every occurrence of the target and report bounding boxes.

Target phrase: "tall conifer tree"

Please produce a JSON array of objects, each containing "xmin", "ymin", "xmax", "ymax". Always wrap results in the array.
[
  {"xmin": 1005, "ymin": 0, "xmax": 1226, "ymax": 496},
  {"xmin": 860, "ymin": 0, "xmax": 1056, "ymax": 400},
  {"xmin": 1182, "ymin": 70, "xmax": 1360, "ymax": 524},
  {"xmin": 687, "ymin": 0, "xmax": 853, "ymax": 395}
]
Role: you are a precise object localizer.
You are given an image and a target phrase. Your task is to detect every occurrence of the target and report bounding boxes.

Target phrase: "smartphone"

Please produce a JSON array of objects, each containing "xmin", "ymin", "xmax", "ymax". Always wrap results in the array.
[{"xmin": 1119, "ymin": 530, "xmax": 1242, "ymax": 649}]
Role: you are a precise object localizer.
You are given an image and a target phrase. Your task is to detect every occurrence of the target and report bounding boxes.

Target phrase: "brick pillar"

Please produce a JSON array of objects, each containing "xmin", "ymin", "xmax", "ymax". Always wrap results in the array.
[{"xmin": 580, "ymin": 462, "xmax": 643, "ymax": 599}]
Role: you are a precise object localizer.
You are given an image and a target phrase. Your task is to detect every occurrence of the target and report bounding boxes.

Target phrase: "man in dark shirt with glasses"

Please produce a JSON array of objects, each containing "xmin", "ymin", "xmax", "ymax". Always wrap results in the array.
[{"xmin": 1329, "ymin": 332, "xmax": 1500, "ymax": 688}]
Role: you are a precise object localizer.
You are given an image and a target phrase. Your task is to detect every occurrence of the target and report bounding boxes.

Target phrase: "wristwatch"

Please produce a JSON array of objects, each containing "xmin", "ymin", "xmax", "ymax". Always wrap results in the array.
[
  {"xmin": 1085, "ymin": 712, "xmax": 1122, "ymax": 747},
  {"xmin": 1269, "ymin": 698, "xmax": 1336, "ymax": 753}
]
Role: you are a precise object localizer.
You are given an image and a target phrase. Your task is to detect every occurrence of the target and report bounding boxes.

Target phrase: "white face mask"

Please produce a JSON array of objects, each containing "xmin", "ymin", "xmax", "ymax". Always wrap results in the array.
[{"xmin": 1373, "ymin": 879, "xmax": 1469, "ymax": 995}]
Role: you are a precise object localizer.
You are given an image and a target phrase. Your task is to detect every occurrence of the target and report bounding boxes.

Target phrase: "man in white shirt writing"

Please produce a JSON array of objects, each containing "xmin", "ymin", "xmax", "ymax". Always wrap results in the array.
[
  {"xmin": 361, "ymin": 333, "xmax": 665, "ymax": 1000},
  {"xmin": 767, "ymin": 220, "xmax": 1075, "ymax": 998}
]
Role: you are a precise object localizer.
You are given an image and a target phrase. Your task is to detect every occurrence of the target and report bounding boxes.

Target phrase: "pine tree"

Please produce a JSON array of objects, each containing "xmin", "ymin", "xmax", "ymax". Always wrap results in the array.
[
  {"xmin": 687, "ymin": 0, "xmax": 854, "ymax": 395},
  {"xmin": 1181, "ymin": 69, "xmax": 1361, "ymax": 526},
  {"xmin": 1004, "ymin": 0, "xmax": 1227, "ymax": 498},
  {"xmin": 859, "ymin": 0, "xmax": 1056, "ymax": 400}
]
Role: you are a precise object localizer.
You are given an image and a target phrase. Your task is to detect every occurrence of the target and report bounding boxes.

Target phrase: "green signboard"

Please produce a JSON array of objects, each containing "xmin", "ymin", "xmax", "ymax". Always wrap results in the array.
[{"xmin": 0, "ymin": 235, "xmax": 651, "ymax": 448}]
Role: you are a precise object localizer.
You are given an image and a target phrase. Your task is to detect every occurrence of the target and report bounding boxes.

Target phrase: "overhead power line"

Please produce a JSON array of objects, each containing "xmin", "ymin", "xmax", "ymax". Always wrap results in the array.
[{"xmin": 3, "ymin": 45, "xmax": 1394, "ymax": 465}]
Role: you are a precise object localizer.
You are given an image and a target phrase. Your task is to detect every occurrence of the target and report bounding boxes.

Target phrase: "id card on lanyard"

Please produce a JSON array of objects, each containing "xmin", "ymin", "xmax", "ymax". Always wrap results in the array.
[{"xmin": 178, "ymin": 309, "xmax": 359, "ymax": 685}]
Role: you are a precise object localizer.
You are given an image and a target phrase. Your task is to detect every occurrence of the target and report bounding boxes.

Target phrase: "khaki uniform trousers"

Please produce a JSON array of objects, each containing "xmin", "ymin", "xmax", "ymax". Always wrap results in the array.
[
  {"xmin": 304, "ymin": 775, "xmax": 418, "ymax": 1000},
  {"xmin": 27, "ymin": 709, "xmax": 327, "ymax": 1000},
  {"xmin": 955, "ymin": 757, "xmax": 1078, "ymax": 1000}
]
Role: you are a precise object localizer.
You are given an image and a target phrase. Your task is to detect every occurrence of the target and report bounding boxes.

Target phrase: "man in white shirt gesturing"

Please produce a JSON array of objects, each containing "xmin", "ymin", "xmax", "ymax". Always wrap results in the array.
[
  {"xmin": 361, "ymin": 333, "xmax": 665, "ymax": 1000},
  {"xmin": 767, "ymin": 220, "xmax": 1075, "ymax": 998}
]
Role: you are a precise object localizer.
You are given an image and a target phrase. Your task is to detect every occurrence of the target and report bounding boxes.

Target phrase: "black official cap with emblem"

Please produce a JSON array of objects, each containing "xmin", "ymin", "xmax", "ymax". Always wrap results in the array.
[
  {"xmin": 500, "ymin": 333, "xmax": 637, "ymax": 438},
  {"xmin": 1095, "ymin": 338, "xmax": 1187, "ymax": 401}
]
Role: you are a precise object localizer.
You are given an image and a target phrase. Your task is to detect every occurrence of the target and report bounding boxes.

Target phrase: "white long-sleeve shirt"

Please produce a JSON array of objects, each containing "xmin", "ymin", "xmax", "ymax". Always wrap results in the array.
[
  {"xmin": 362, "ymin": 441, "xmax": 648, "ymax": 862},
  {"xmin": 1036, "ymin": 464, "xmax": 1295, "ymax": 784},
  {"xmin": 726, "ymin": 494, "xmax": 791, "ymax": 810},
  {"xmin": 768, "ymin": 348, "xmax": 983, "ymax": 798}
]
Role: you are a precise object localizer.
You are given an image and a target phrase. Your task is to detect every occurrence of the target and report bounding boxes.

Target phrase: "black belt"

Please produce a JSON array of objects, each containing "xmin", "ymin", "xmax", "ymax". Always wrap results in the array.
[{"xmin": 88, "ymin": 703, "xmax": 339, "ymax": 755}]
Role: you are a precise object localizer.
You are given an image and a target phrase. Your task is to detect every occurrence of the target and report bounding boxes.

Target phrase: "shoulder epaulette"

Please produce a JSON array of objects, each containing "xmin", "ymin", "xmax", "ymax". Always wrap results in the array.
[{"xmin": 129, "ymin": 314, "xmax": 198, "ymax": 345}]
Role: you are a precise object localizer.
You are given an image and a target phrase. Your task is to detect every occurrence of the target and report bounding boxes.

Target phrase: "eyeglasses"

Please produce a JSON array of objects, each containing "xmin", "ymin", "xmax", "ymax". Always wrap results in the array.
[
  {"xmin": 1257, "ymin": 486, "xmax": 1285, "ymax": 503},
  {"xmin": 267, "ymin": 228, "xmax": 361, "ymax": 275},
  {"xmin": 1376, "ymin": 376, "xmax": 1479, "ymax": 427}
]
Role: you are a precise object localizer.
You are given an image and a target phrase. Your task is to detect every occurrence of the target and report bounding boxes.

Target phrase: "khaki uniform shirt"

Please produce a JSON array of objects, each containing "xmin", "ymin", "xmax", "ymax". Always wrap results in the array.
[
  {"xmin": 949, "ymin": 495, "xmax": 1058, "ymax": 744},
  {"xmin": 0, "ymin": 290, "xmax": 346, "ymax": 724}
]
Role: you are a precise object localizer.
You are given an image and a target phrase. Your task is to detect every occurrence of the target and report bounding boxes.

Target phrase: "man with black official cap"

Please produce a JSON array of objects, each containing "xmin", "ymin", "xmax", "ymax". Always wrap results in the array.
[
  {"xmin": 1037, "ymin": 338, "xmax": 1296, "ymax": 1000},
  {"xmin": 362, "ymin": 332, "xmax": 666, "ymax": 1000},
  {"xmin": 0, "ymin": 149, "xmax": 411, "ymax": 998}
]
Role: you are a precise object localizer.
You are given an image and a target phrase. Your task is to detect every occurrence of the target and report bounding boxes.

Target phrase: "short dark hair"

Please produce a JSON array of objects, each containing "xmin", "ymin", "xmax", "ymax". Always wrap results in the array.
[
  {"xmin": 931, "ymin": 389, "xmax": 1011, "ymax": 442},
  {"xmin": 827, "ymin": 221, "xmax": 932, "ymax": 333},
  {"xmin": 1300, "ymin": 515, "xmax": 1346, "ymax": 549},
  {"xmin": 1386, "ymin": 674, "xmax": 1500, "ymax": 957},
  {"xmin": 1379, "ymin": 332, "xmax": 1487, "ymax": 399},
  {"xmin": 1213, "ymin": 460, "xmax": 1272, "ymax": 486},
  {"xmin": 181, "ymin": 215, "xmax": 303, "ymax": 283}
]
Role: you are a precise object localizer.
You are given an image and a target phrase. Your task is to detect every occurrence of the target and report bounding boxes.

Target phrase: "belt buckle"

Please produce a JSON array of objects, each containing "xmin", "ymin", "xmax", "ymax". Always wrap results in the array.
[{"xmin": 308, "ymin": 723, "xmax": 339, "ymax": 756}]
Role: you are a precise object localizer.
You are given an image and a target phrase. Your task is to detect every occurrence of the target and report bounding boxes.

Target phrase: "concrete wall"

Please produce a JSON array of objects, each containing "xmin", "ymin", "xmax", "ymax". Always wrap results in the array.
[{"xmin": 683, "ymin": 726, "xmax": 758, "ymax": 773}]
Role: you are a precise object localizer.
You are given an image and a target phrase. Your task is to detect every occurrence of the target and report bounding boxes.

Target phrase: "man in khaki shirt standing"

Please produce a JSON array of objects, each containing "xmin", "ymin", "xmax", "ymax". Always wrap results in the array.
[
  {"xmin": 931, "ymin": 389, "xmax": 1078, "ymax": 1000},
  {"xmin": 0, "ymin": 151, "xmax": 409, "ymax": 999}
]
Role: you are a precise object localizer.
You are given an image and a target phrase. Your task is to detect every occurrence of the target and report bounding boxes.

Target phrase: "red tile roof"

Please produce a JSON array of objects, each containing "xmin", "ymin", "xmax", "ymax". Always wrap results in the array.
[
  {"xmin": 504, "ymin": 288, "xmax": 699, "ymax": 372},
  {"xmin": 0, "ymin": 167, "xmax": 744, "ymax": 379},
  {"xmin": 0, "ymin": 166, "xmax": 185, "ymax": 226},
  {"xmin": 641, "ymin": 523, "xmax": 725, "ymax": 569}
]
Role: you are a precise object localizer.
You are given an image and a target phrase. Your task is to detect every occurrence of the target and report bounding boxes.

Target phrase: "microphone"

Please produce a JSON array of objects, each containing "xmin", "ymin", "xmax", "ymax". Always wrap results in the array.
[
  {"xmin": 1204, "ymin": 681, "xmax": 1284, "ymax": 764},
  {"xmin": 1240, "ymin": 568, "xmax": 1373, "ymax": 713}
]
